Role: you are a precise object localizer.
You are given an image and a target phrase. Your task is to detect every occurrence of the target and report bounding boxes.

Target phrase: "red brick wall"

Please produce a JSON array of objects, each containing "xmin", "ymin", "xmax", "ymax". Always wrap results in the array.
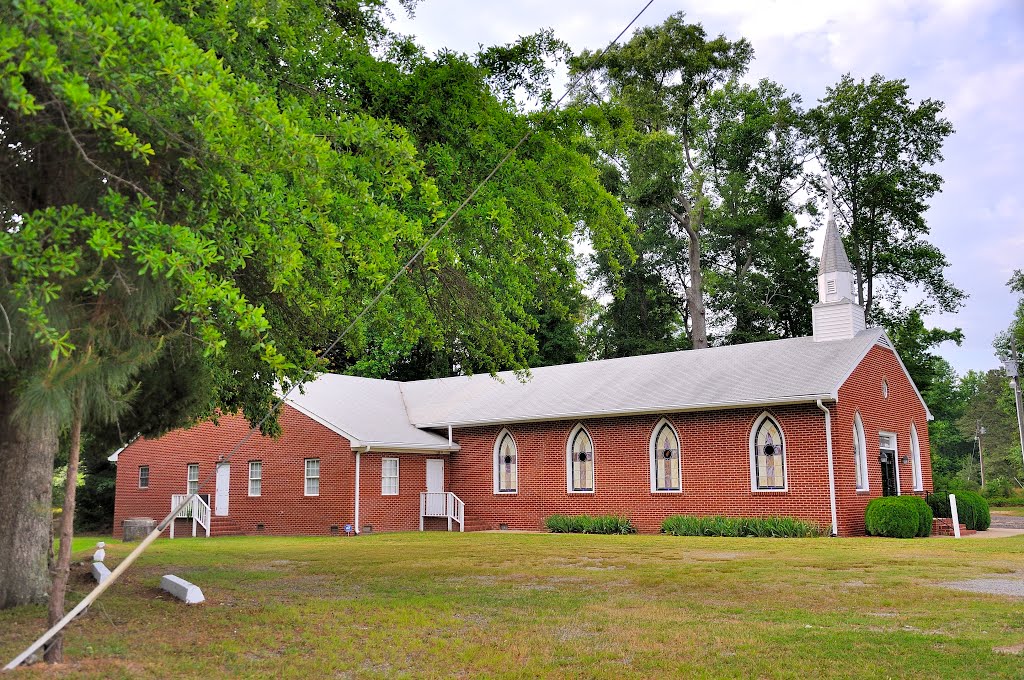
[
  {"xmin": 832, "ymin": 344, "xmax": 933, "ymax": 535},
  {"xmin": 113, "ymin": 406, "xmax": 356, "ymax": 538},
  {"xmin": 448, "ymin": 405, "xmax": 835, "ymax": 534},
  {"xmin": 356, "ymin": 452, "xmax": 450, "ymax": 533}
]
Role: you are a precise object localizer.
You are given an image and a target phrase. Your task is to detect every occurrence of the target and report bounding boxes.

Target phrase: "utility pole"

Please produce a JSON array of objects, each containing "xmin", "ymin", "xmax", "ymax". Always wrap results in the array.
[
  {"xmin": 975, "ymin": 421, "xmax": 986, "ymax": 489},
  {"xmin": 999, "ymin": 336, "xmax": 1024, "ymax": 475}
]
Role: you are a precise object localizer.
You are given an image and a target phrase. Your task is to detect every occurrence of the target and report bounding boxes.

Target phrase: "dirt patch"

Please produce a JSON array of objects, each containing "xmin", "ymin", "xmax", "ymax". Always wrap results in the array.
[
  {"xmin": 941, "ymin": 577, "xmax": 1024, "ymax": 597},
  {"xmin": 994, "ymin": 642, "xmax": 1024, "ymax": 655}
]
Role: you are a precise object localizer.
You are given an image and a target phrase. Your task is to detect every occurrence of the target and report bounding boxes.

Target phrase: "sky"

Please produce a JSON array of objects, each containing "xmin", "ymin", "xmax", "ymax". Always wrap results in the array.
[{"xmin": 388, "ymin": 0, "xmax": 1024, "ymax": 375}]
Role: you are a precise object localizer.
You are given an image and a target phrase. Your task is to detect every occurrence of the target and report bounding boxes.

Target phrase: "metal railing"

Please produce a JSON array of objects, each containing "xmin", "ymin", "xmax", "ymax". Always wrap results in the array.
[
  {"xmin": 419, "ymin": 491, "xmax": 464, "ymax": 532},
  {"xmin": 169, "ymin": 493, "xmax": 210, "ymax": 538}
]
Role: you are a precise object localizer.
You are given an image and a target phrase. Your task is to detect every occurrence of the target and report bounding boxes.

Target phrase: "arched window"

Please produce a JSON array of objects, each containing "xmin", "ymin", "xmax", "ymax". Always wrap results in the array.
[
  {"xmin": 567, "ymin": 425, "xmax": 594, "ymax": 493},
  {"xmin": 853, "ymin": 412, "xmax": 868, "ymax": 491},
  {"xmin": 750, "ymin": 413, "xmax": 786, "ymax": 491},
  {"xmin": 911, "ymin": 423, "xmax": 923, "ymax": 492},
  {"xmin": 494, "ymin": 430, "xmax": 518, "ymax": 494},
  {"xmin": 650, "ymin": 420, "xmax": 681, "ymax": 492}
]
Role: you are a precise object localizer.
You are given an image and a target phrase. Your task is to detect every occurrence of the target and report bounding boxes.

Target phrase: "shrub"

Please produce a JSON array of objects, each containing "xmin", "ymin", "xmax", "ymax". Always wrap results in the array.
[
  {"xmin": 660, "ymin": 515, "xmax": 824, "ymax": 538},
  {"xmin": 907, "ymin": 496, "xmax": 933, "ymax": 537},
  {"xmin": 927, "ymin": 491, "xmax": 991, "ymax": 531},
  {"xmin": 544, "ymin": 515, "xmax": 636, "ymax": 534},
  {"xmin": 865, "ymin": 497, "xmax": 920, "ymax": 538}
]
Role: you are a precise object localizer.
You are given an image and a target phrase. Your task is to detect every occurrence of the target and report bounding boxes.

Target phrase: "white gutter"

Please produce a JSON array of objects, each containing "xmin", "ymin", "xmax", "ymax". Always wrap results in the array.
[
  {"xmin": 354, "ymin": 449, "xmax": 362, "ymax": 535},
  {"xmin": 816, "ymin": 400, "xmax": 839, "ymax": 537}
]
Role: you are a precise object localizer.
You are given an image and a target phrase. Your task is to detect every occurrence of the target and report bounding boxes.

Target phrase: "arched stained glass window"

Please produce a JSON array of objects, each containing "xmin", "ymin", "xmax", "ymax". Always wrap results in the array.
[
  {"xmin": 568, "ymin": 426, "xmax": 594, "ymax": 492},
  {"xmin": 494, "ymin": 431, "xmax": 518, "ymax": 494},
  {"xmin": 651, "ymin": 421, "xmax": 681, "ymax": 492},
  {"xmin": 853, "ymin": 412, "xmax": 868, "ymax": 491},
  {"xmin": 751, "ymin": 414, "xmax": 786, "ymax": 490}
]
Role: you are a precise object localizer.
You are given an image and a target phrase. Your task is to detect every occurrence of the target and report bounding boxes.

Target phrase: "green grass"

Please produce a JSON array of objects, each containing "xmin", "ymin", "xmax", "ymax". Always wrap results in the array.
[
  {"xmin": 3, "ymin": 532, "xmax": 1023, "ymax": 678},
  {"xmin": 992, "ymin": 506, "xmax": 1024, "ymax": 517}
]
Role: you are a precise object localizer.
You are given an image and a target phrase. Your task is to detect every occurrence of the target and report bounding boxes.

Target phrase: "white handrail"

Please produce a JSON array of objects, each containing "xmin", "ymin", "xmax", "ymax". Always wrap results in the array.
[
  {"xmin": 419, "ymin": 491, "xmax": 465, "ymax": 532},
  {"xmin": 169, "ymin": 494, "xmax": 210, "ymax": 538}
]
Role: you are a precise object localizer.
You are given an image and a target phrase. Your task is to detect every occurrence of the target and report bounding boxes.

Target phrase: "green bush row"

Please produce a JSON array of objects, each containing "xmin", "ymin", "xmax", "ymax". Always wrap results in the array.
[
  {"xmin": 926, "ymin": 491, "xmax": 991, "ymax": 531},
  {"xmin": 864, "ymin": 496, "xmax": 932, "ymax": 538},
  {"xmin": 544, "ymin": 515, "xmax": 637, "ymax": 534},
  {"xmin": 660, "ymin": 515, "xmax": 825, "ymax": 538}
]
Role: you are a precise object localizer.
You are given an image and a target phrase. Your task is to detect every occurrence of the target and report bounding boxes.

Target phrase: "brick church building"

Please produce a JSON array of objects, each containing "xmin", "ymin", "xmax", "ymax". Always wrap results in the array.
[{"xmin": 113, "ymin": 215, "xmax": 932, "ymax": 538}]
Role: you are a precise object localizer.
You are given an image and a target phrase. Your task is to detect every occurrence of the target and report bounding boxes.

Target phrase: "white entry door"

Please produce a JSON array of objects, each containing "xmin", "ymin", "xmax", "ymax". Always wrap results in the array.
[
  {"xmin": 425, "ymin": 459, "xmax": 445, "ymax": 515},
  {"xmin": 215, "ymin": 463, "xmax": 230, "ymax": 516}
]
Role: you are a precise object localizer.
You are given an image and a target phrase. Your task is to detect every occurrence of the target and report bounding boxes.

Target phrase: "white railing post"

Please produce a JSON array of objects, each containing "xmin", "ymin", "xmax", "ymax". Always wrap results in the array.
[
  {"xmin": 949, "ymin": 494, "xmax": 961, "ymax": 538},
  {"xmin": 419, "ymin": 493, "xmax": 425, "ymax": 531}
]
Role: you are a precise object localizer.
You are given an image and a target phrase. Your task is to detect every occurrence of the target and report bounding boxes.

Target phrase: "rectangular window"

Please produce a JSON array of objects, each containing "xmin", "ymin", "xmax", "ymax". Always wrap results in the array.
[
  {"xmin": 187, "ymin": 464, "xmax": 199, "ymax": 495},
  {"xmin": 138, "ymin": 466, "xmax": 149, "ymax": 489},
  {"xmin": 382, "ymin": 458, "xmax": 399, "ymax": 495},
  {"xmin": 249, "ymin": 461, "xmax": 262, "ymax": 496},
  {"xmin": 304, "ymin": 458, "xmax": 320, "ymax": 496}
]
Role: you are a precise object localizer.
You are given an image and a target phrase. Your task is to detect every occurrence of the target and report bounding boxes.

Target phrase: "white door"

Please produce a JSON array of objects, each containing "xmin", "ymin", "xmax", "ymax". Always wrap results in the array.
[
  {"xmin": 215, "ymin": 463, "xmax": 230, "ymax": 516},
  {"xmin": 425, "ymin": 459, "xmax": 445, "ymax": 515}
]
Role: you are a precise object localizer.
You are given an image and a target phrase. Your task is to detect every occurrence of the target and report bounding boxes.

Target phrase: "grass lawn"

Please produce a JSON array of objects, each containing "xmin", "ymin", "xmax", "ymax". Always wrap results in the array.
[
  {"xmin": 2, "ymin": 532, "xmax": 1023, "ymax": 678},
  {"xmin": 992, "ymin": 506, "xmax": 1024, "ymax": 517}
]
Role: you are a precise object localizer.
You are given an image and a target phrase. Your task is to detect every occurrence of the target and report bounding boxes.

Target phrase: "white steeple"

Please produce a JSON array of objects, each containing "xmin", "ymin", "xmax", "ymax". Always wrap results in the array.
[{"xmin": 812, "ymin": 178, "xmax": 866, "ymax": 341}]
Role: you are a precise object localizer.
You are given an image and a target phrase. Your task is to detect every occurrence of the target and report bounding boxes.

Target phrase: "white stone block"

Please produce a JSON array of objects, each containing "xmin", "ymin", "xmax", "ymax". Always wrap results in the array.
[
  {"xmin": 161, "ymin": 574, "xmax": 205, "ymax": 604},
  {"xmin": 93, "ymin": 541, "xmax": 106, "ymax": 563},
  {"xmin": 91, "ymin": 562, "xmax": 111, "ymax": 584}
]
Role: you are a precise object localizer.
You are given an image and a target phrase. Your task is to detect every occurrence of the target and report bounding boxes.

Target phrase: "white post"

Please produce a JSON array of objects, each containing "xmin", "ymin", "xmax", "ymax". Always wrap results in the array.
[
  {"xmin": 949, "ymin": 494, "xmax": 961, "ymax": 538},
  {"xmin": 354, "ymin": 450, "xmax": 361, "ymax": 535},
  {"xmin": 419, "ymin": 493, "xmax": 424, "ymax": 532}
]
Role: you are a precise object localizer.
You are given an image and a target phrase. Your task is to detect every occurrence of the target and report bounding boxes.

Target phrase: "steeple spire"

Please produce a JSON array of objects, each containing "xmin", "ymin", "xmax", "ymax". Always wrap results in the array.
[{"xmin": 811, "ymin": 176, "xmax": 865, "ymax": 341}]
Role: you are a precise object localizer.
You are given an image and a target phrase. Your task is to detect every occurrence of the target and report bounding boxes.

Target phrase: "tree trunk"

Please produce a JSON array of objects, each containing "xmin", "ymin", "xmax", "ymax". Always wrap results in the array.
[
  {"xmin": 686, "ymin": 234, "xmax": 709, "ymax": 349},
  {"xmin": 45, "ymin": 386, "xmax": 84, "ymax": 663},
  {"xmin": 0, "ymin": 382, "xmax": 58, "ymax": 609}
]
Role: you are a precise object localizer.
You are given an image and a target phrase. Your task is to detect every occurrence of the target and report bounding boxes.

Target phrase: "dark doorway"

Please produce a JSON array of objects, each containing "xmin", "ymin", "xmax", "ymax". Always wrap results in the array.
[{"xmin": 879, "ymin": 450, "xmax": 897, "ymax": 497}]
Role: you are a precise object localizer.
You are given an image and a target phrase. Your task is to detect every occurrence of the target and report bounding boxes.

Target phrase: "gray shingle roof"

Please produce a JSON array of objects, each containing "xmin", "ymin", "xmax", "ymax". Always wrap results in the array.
[
  {"xmin": 819, "ymin": 218, "xmax": 853, "ymax": 274},
  {"xmin": 285, "ymin": 374, "xmax": 457, "ymax": 451},
  {"xmin": 400, "ymin": 329, "xmax": 884, "ymax": 428}
]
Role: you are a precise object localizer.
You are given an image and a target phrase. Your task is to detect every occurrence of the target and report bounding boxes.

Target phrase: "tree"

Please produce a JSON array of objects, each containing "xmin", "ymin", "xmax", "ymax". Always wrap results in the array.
[
  {"xmin": 807, "ymin": 74, "xmax": 963, "ymax": 323},
  {"xmin": 571, "ymin": 12, "xmax": 753, "ymax": 349}
]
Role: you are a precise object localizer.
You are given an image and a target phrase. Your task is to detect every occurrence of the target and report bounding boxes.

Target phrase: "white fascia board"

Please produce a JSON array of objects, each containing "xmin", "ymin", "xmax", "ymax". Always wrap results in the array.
[
  {"xmin": 834, "ymin": 329, "xmax": 933, "ymax": 420},
  {"xmin": 357, "ymin": 443, "xmax": 460, "ymax": 454},
  {"xmin": 284, "ymin": 399, "xmax": 364, "ymax": 447},
  {"xmin": 412, "ymin": 394, "xmax": 837, "ymax": 429}
]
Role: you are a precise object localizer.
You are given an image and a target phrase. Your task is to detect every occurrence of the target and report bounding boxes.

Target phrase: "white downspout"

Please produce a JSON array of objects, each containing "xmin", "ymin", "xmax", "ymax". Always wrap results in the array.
[
  {"xmin": 354, "ymin": 449, "xmax": 362, "ymax": 535},
  {"xmin": 448, "ymin": 425, "xmax": 452, "ymax": 447},
  {"xmin": 816, "ymin": 400, "xmax": 839, "ymax": 537}
]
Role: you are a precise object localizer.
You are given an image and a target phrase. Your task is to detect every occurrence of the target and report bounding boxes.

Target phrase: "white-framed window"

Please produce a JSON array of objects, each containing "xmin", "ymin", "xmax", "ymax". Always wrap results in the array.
[
  {"xmin": 910, "ymin": 423, "xmax": 923, "ymax": 492},
  {"xmin": 138, "ymin": 465, "xmax": 149, "ymax": 489},
  {"xmin": 187, "ymin": 464, "xmax": 199, "ymax": 495},
  {"xmin": 248, "ymin": 461, "xmax": 262, "ymax": 496},
  {"xmin": 750, "ymin": 413, "xmax": 787, "ymax": 491},
  {"xmin": 650, "ymin": 419, "xmax": 681, "ymax": 492},
  {"xmin": 566, "ymin": 424, "xmax": 595, "ymax": 493},
  {"xmin": 382, "ymin": 458, "xmax": 399, "ymax": 495},
  {"xmin": 304, "ymin": 458, "xmax": 320, "ymax": 496},
  {"xmin": 853, "ymin": 412, "xmax": 868, "ymax": 491},
  {"xmin": 493, "ymin": 430, "xmax": 518, "ymax": 494}
]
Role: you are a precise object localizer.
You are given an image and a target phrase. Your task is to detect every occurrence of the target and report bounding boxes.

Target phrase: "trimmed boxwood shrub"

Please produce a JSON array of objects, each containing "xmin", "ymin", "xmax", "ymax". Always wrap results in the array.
[
  {"xmin": 926, "ymin": 491, "xmax": 991, "ymax": 531},
  {"xmin": 660, "ymin": 515, "xmax": 824, "ymax": 538},
  {"xmin": 908, "ymin": 496, "xmax": 933, "ymax": 537},
  {"xmin": 545, "ymin": 515, "xmax": 636, "ymax": 534},
  {"xmin": 865, "ymin": 497, "xmax": 925, "ymax": 538}
]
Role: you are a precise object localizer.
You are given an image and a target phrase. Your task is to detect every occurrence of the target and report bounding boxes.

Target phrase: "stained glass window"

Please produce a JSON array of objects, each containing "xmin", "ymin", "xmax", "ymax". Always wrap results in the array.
[
  {"xmin": 853, "ymin": 412, "xmax": 868, "ymax": 491},
  {"xmin": 652, "ymin": 422, "xmax": 681, "ymax": 491},
  {"xmin": 495, "ymin": 432, "xmax": 517, "ymax": 493},
  {"xmin": 569, "ymin": 427, "xmax": 594, "ymax": 492},
  {"xmin": 752, "ymin": 415, "xmax": 785, "ymax": 490}
]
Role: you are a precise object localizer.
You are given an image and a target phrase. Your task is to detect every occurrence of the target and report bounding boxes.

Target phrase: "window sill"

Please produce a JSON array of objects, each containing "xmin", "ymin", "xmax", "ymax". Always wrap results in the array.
[
  {"xmin": 568, "ymin": 490, "xmax": 594, "ymax": 495},
  {"xmin": 651, "ymin": 489, "xmax": 682, "ymax": 494},
  {"xmin": 856, "ymin": 489, "xmax": 871, "ymax": 495},
  {"xmin": 751, "ymin": 488, "xmax": 788, "ymax": 493},
  {"xmin": 494, "ymin": 491, "xmax": 518, "ymax": 496}
]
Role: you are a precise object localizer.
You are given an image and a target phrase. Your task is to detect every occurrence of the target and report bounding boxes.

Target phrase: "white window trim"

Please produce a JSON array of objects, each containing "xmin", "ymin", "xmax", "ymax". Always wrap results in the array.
[
  {"xmin": 493, "ymin": 429, "xmax": 518, "ymax": 495},
  {"xmin": 749, "ymin": 412, "xmax": 788, "ymax": 492},
  {"xmin": 187, "ymin": 463, "xmax": 199, "ymax": 495},
  {"xmin": 566, "ymin": 423, "xmax": 595, "ymax": 494},
  {"xmin": 649, "ymin": 418, "xmax": 682, "ymax": 493},
  {"xmin": 910, "ymin": 423, "xmax": 923, "ymax": 492},
  {"xmin": 381, "ymin": 457, "xmax": 399, "ymax": 496},
  {"xmin": 853, "ymin": 412, "xmax": 869, "ymax": 492},
  {"xmin": 304, "ymin": 458, "xmax": 320, "ymax": 497},
  {"xmin": 248, "ymin": 460, "xmax": 262, "ymax": 497},
  {"xmin": 138, "ymin": 465, "xmax": 149, "ymax": 489},
  {"xmin": 879, "ymin": 431, "xmax": 901, "ymax": 496}
]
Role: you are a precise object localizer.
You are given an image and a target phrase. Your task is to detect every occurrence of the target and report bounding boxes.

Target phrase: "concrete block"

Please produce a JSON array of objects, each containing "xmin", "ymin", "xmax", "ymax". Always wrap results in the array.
[
  {"xmin": 161, "ymin": 574, "xmax": 205, "ymax": 604},
  {"xmin": 91, "ymin": 562, "xmax": 111, "ymax": 584},
  {"xmin": 123, "ymin": 518, "xmax": 156, "ymax": 542},
  {"xmin": 93, "ymin": 541, "xmax": 106, "ymax": 563}
]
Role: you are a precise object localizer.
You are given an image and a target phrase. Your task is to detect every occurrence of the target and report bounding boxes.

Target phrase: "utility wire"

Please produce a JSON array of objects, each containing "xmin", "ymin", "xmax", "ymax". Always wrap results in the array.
[{"xmin": 5, "ymin": 0, "xmax": 655, "ymax": 669}]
